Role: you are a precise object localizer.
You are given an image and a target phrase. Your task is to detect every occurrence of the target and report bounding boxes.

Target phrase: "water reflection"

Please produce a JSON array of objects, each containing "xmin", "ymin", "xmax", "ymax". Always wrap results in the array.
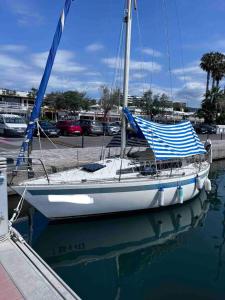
[
  {"xmin": 20, "ymin": 191, "xmax": 211, "ymax": 299},
  {"xmin": 33, "ymin": 191, "xmax": 208, "ymax": 263}
]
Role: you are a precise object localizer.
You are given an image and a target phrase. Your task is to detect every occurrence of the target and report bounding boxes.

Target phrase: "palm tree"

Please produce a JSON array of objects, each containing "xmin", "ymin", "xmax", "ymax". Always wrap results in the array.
[
  {"xmin": 202, "ymin": 87, "xmax": 224, "ymax": 123},
  {"xmin": 200, "ymin": 52, "xmax": 225, "ymax": 92},
  {"xmin": 200, "ymin": 53, "xmax": 214, "ymax": 93},
  {"xmin": 211, "ymin": 52, "xmax": 225, "ymax": 88}
]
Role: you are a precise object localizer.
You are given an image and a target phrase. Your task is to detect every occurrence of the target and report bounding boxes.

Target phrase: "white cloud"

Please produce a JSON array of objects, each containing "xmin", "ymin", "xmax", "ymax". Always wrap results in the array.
[
  {"xmin": 0, "ymin": 44, "xmax": 27, "ymax": 52},
  {"xmin": 102, "ymin": 57, "xmax": 162, "ymax": 72},
  {"xmin": 0, "ymin": 53, "xmax": 24, "ymax": 68},
  {"xmin": 125, "ymin": 79, "xmax": 205, "ymax": 108},
  {"xmin": 47, "ymin": 76, "xmax": 105, "ymax": 94},
  {"xmin": 177, "ymin": 75, "xmax": 193, "ymax": 82},
  {"xmin": 172, "ymin": 65, "xmax": 203, "ymax": 76},
  {"xmin": 85, "ymin": 71, "xmax": 102, "ymax": 76},
  {"xmin": 174, "ymin": 81, "xmax": 205, "ymax": 107},
  {"xmin": 85, "ymin": 43, "xmax": 104, "ymax": 52},
  {"xmin": 130, "ymin": 72, "xmax": 148, "ymax": 80},
  {"xmin": 0, "ymin": 49, "xmax": 104, "ymax": 96},
  {"xmin": 170, "ymin": 60, "xmax": 208, "ymax": 106},
  {"xmin": 141, "ymin": 47, "xmax": 162, "ymax": 57},
  {"xmin": 32, "ymin": 50, "xmax": 86, "ymax": 73},
  {"xmin": 7, "ymin": 1, "xmax": 43, "ymax": 26}
]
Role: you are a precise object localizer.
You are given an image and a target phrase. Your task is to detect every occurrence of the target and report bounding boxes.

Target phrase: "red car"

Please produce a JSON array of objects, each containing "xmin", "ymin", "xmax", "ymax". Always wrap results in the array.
[{"xmin": 56, "ymin": 120, "xmax": 83, "ymax": 136}]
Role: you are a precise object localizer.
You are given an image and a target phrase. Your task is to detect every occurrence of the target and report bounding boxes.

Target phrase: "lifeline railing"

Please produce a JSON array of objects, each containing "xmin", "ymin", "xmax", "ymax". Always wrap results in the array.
[{"xmin": 7, "ymin": 152, "xmax": 209, "ymax": 187}]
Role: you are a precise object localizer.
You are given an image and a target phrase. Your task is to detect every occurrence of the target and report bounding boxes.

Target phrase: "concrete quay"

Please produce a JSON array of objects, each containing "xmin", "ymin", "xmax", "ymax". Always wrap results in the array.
[
  {"xmin": 0, "ymin": 232, "xmax": 80, "ymax": 300},
  {"xmin": 210, "ymin": 139, "xmax": 225, "ymax": 160},
  {"xmin": 3, "ymin": 140, "xmax": 225, "ymax": 192},
  {"xmin": 0, "ymin": 157, "xmax": 80, "ymax": 300},
  {"xmin": 8, "ymin": 140, "xmax": 225, "ymax": 170}
]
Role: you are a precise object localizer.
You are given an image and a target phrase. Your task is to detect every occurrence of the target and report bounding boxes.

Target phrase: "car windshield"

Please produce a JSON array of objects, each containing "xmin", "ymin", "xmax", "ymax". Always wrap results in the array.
[
  {"xmin": 92, "ymin": 121, "xmax": 101, "ymax": 125},
  {"xmin": 71, "ymin": 121, "xmax": 79, "ymax": 126},
  {"xmin": 5, "ymin": 117, "xmax": 25, "ymax": 124},
  {"xmin": 40, "ymin": 122, "xmax": 55, "ymax": 129}
]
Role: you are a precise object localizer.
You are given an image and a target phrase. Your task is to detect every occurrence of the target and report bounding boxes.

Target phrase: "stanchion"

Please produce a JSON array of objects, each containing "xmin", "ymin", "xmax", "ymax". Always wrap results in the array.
[
  {"xmin": 0, "ymin": 157, "xmax": 8, "ymax": 237},
  {"xmin": 81, "ymin": 134, "xmax": 84, "ymax": 148}
]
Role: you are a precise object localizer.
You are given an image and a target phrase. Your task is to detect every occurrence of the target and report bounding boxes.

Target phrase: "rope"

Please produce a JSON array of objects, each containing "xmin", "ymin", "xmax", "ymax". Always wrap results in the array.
[
  {"xmin": 9, "ymin": 185, "xmax": 27, "ymax": 225},
  {"xmin": 161, "ymin": 0, "xmax": 173, "ymax": 100},
  {"xmin": 0, "ymin": 233, "xmax": 10, "ymax": 243},
  {"xmin": 38, "ymin": 123, "xmax": 58, "ymax": 149}
]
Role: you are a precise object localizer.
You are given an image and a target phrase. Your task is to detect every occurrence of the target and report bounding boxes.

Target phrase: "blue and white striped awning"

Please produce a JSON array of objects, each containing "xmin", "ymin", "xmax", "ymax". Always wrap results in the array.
[{"xmin": 133, "ymin": 116, "xmax": 206, "ymax": 160}]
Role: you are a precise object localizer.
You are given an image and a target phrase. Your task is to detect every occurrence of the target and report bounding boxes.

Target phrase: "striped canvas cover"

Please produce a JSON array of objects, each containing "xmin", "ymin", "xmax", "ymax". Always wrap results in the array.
[{"xmin": 134, "ymin": 117, "xmax": 206, "ymax": 160}]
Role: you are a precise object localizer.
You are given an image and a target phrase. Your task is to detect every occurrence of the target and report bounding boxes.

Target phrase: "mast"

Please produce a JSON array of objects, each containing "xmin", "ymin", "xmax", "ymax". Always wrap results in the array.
[{"xmin": 120, "ymin": 0, "xmax": 133, "ymax": 158}]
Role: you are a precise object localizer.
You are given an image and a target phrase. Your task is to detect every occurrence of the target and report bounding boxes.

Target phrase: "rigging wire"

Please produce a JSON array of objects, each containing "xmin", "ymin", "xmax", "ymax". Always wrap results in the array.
[
  {"xmin": 174, "ymin": 0, "xmax": 189, "ymax": 106},
  {"xmin": 37, "ymin": 121, "xmax": 48, "ymax": 178},
  {"xmin": 112, "ymin": 22, "xmax": 125, "ymax": 91},
  {"xmin": 110, "ymin": 0, "xmax": 127, "ymax": 109},
  {"xmin": 161, "ymin": 0, "xmax": 174, "ymax": 100},
  {"xmin": 134, "ymin": 2, "xmax": 150, "ymax": 95}
]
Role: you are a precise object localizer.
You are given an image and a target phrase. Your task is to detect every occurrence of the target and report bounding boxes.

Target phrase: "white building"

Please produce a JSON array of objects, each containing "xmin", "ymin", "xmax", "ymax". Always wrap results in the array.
[{"xmin": 0, "ymin": 88, "xmax": 35, "ymax": 117}]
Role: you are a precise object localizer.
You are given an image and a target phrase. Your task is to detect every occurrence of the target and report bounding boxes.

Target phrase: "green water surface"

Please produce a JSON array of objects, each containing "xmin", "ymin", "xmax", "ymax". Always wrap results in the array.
[{"xmin": 16, "ymin": 160, "xmax": 225, "ymax": 300}]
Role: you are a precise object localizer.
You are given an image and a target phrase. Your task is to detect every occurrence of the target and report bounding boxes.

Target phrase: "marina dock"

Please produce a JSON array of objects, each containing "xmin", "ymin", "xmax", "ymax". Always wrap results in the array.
[
  {"xmin": 0, "ymin": 157, "xmax": 80, "ymax": 300},
  {"xmin": 0, "ymin": 232, "xmax": 80, "ymax": 300}
]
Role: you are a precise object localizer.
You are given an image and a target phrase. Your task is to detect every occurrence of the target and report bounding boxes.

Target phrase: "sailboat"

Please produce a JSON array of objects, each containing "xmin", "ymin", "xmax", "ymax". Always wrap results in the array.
[{"xmin": 13, "ymin": 0, "xmax": 211, "ymax": 219}]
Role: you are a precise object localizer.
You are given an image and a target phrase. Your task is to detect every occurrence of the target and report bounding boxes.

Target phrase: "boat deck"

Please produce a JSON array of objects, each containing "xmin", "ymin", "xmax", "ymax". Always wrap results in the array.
[
  {"xmin": 18, "ymin": 158, "xmax": 209, "ymax": 186},
  {"xmin": 0, "ymin": 232, "xmax": 80, "ymax": 300}
]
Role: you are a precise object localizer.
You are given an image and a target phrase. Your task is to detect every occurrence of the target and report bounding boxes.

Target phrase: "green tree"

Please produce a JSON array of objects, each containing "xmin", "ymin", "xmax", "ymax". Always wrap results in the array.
[
  {"xmin": 27, "ymin": 87, "xmax": 38, "ymax": 98},
  {"xmin": 200, "ymin": 53, "xmax": 214, "ymax": 93},
  {"xmin": 100, "ymin": 86, "xmax": 121, "ymax": 121},
  {"xmin": 140, "ymin": 89, "xmax": 154, "ymax": 115},
  {"xmin": 210, "ymin": 52, "xmax": 225, "ymax": 88},
  {"xmin": 45, "ymin": 90, "xmax": 91, "ymax": 112},
  {"xmin": 201, "ymin": 87, "xmax": 225, "ymax": 123},
  {"xmin": 159, "ymin": 93, "xmax": 171, "ymax": 113},
  {"xmin": 200, "ymin": 52, "xmax": 225, "ymax": 92}
]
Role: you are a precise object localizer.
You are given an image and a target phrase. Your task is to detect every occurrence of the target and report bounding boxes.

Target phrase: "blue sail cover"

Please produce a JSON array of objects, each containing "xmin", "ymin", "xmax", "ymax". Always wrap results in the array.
[
  {"xmin": 123, "ymin": 108, "xmax": 206, "ymax": 160},
  {"xmin": 134, "ymin": 116, "xmax": 206, "ymax": 160},
  {"xmin": 123, "ymin": 107, "xmax": 144, "ymax": 139},
  {"xmin": 16, "ymin": 0, "xmax": 73, "ymax": 166}
]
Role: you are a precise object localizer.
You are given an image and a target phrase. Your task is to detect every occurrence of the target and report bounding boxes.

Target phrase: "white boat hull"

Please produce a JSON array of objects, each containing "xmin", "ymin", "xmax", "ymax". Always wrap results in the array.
[{"xmin": 14, "ymin": 163, "xmax": 210, "ymax": 219}]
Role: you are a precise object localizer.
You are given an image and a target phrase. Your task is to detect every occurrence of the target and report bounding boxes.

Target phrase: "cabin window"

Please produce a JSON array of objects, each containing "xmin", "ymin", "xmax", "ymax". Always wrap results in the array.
[{"xmin": 82, "ymin": 163, "xmax": 106, "ymax": 172}]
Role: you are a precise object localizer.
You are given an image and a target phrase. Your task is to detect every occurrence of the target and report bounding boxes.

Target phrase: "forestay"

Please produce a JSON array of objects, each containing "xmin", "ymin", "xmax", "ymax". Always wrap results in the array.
[
  {"xmin": 134, "ymin": 117, "xmax": 206, "ymax": 160},
  {"xmin": 16, "ymin": 0, "xmax": 73, "ymax": 167}
]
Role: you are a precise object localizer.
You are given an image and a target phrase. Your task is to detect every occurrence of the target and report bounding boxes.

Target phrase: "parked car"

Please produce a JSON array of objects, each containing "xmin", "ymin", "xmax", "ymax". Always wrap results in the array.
[
  {"xmin": 194, "ymin": 124, "xmax": 216, "ymax": 134},
  {"xmin": 0, "ymin": 114, "xmax": 27, "ymax": 136},
  {"xmin": 102, "ymin": 122, "xmax": 121, "ymax": 135},
  {"xmin": 80, "ymin": 120, "xmax": 103, "ymax": 135},
  {"xmin": 56, "ymin": 120, "xmax": 83, "ymax": 136},
  {"xmin": 34, "ymin": 121, "xmax": 60, "ymax": 137}
]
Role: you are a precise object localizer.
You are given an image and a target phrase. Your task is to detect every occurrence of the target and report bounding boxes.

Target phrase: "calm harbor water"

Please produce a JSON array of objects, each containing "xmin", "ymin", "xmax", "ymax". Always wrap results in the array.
[{"xmin": 15, "ymin": 160, "xmax": 225, "ymax": 300}]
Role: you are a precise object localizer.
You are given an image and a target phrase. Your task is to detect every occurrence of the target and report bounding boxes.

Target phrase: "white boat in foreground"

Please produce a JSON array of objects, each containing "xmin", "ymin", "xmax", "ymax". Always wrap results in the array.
[
  {"xmin": 14, "ymin": 158, "xmax": 210, "ymax": 219},
  {"xmin": 12, "ymin": 0, "xmax": 211, "ymax": 219}
]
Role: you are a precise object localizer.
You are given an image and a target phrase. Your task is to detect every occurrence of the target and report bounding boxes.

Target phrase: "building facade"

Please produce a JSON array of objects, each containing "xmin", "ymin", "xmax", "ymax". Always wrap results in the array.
[{"xmin": 0, "ymin": 88, "xmax": 35, "ymax": 117}]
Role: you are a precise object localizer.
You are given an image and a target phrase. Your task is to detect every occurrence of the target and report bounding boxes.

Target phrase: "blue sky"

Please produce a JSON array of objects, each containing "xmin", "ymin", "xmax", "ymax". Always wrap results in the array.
[{"xmin": 0, "ymin": 0, "xmax": 225, "ymax": 107}]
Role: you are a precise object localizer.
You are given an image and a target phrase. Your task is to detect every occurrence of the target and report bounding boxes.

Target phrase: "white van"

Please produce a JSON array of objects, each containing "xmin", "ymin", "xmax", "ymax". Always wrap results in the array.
[{"xmin": 0, "ymin": 114, "xmax": 27, "ymax": 136}]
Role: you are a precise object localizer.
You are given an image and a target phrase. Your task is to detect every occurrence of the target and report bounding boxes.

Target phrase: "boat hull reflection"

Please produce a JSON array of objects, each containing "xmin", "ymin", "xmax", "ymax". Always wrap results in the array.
[{"xmin": 33, "ymin": 191, "xmax": 209, "ymax": 266}]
